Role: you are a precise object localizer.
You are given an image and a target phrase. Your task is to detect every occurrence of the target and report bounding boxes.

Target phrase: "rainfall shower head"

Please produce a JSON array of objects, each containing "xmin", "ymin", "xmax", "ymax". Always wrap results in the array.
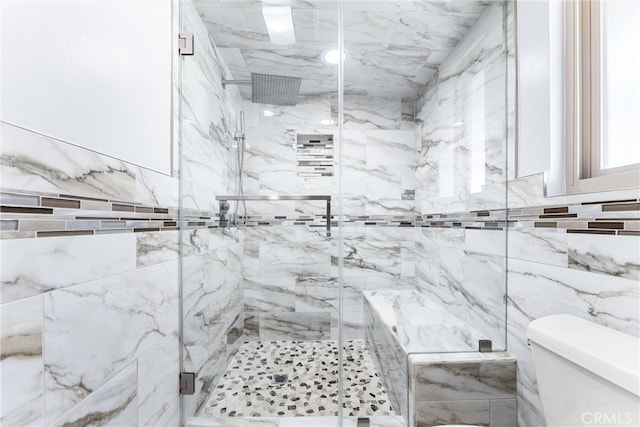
[
  {"xmin": 222, "ymin": 72, "xmax": 302, "ymax": 106},
  {"xmin": 251, "ymin": 73, "xmax": 301, "ymax": 106}
]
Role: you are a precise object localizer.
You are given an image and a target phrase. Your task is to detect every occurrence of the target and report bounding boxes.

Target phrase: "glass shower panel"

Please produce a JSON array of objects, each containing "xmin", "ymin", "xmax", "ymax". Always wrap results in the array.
[
  {"xmin": 178, "ymin": 0, "xmax": 343, "ymax": 425},
  {"xmin": 178, "ymin": 1, "xmax": 245, "ymax": 422},
  {"xmin": 343, "ymin": 1, "xmax": 510, "ymax": 426}
]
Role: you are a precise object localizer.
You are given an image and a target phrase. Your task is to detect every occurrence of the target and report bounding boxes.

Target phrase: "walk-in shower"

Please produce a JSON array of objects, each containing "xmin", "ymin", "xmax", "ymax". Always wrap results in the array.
[{"xmin": 179, "ymin": 0, "xmax": 511, "ymax": 425}]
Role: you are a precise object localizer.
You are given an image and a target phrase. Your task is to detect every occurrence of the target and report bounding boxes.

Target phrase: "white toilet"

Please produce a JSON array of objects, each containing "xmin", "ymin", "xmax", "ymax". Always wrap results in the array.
[{"xmin": 527, "ymin": 314, "xmax": 640, "ymax": 426}]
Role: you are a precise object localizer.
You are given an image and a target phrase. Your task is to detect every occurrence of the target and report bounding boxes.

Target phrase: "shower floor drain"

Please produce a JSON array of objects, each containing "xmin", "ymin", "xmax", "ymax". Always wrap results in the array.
[{"xmin": 271, "ymin": 374, "xmax": 289, "ymax": 385}]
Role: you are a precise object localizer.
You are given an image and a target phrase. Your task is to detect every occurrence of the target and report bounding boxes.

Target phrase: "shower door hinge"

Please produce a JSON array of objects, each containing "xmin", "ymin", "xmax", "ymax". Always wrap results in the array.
[
  {"xmin": 178, "ymin": 33, "xmax": 194, "ymax": 55},
  {"xmin": 479, "ymin": 339, "xmax": 493, "ymax": 353},
  {"xmin": 179, "ymin": 372, "xmax": 195, "ymax": 395}
]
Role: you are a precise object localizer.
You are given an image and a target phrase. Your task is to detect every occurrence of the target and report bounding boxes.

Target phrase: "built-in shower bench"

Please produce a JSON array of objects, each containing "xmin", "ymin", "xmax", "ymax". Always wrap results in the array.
[{"xmin": 363, "ymin": 290, "xmax": 517, "ymax": 427}]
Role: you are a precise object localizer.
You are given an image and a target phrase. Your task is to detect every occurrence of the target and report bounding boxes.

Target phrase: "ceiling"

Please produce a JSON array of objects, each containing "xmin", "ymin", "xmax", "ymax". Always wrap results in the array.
[{"xmin": 193, "ymin": 0, "xmax": 492, "ymax": 99}]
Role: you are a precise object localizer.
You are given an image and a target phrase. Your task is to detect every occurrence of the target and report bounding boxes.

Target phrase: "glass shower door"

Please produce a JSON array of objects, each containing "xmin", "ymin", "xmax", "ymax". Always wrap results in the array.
[
  {"xmin": 177, "ymin": 0, "xmax": 345, "ymax": 425},
  {"xmin": 177, "ymin": 0, "xmax": 513, "ymax": 425},
  {"xmin": 342, "ymin": 1, "xmax": 512, "ymax": 426}
]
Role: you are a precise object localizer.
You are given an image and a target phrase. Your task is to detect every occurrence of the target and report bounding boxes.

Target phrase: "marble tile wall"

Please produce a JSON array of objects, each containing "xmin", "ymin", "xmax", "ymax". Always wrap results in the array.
[
  {"xmin": 414, "ymin": 2, "xmax": 508, "ymax": 216},
  {"xmin": 238, "ymin": 87, "xmax": 420, "ymax": 342},
  {"xmin": 409, "ymin": 352, "xmax": 517, "ymax": 427},
  {"xmin": 0, "ymin": 122, "xmax": 182, "ymax": 426},
  {"xmin": 0, "ymin": 1, "xmax": 244, "ymax": 425},
  {"xmin": 505, "ymin": 196, "xmax": 640, "ymax": 426},
  {"xmin": 413, "ymin": 1, "xmax": 509, "ymax": 353},
  {"xmin": 412, "ymin": 2, "xmax": 640, "ymax": 426},
  {"xmin": 179, "ymin": 0, "xmax": 245, "ymax": 420}
]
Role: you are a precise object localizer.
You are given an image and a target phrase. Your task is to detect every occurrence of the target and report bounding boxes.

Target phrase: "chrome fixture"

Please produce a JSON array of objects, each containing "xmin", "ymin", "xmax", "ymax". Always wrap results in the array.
[
  {"xmin": 222, "ymin": 72, "xmax": 302, "ymax": 106},
  {"xmin": 216, "ymin": 194, "xmax": 332, "ymax": 236}
]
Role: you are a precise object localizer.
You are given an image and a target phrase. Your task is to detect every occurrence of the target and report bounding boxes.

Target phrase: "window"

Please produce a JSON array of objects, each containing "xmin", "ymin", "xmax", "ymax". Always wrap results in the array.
[{"xmin": 565, "ymin": 0, "xmax": 640, "ymax": 194}]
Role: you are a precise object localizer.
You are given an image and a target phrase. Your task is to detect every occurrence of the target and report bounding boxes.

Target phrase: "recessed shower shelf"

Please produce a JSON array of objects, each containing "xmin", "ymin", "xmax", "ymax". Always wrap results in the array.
[{"xmin": 216, "ymin": 195, "xmax": 332, "ymax": 235}]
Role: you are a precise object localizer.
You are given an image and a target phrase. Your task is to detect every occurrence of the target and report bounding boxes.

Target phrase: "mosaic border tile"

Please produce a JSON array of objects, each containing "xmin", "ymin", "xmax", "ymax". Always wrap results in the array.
[{"xmin": 1, "ymin": 189, "xmax": 638, "ymax": 239}]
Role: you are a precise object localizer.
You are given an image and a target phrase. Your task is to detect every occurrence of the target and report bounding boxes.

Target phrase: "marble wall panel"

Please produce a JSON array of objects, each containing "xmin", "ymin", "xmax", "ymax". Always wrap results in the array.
[
  {"xmin": 408, "ymin": 354, "xmax": 517, "ymax": 427},
  {"xmin": 260, "ymin": 312, "xmax": 331, "ymax": 341},
  {"xmin": 1, "ymin": 233, "xmax": 136, "ymax": 304},
  {"xmin": 1, "ymin": 122, "xmax": 180, "ymax": 208},
  {"xmin": 0, "ymin": 296, "xmax": 44, "ymax": 426},
  {"xmin": 364, "ymin": 301, "xmax": 407, "ymax": 415},
  {"xmin": 179, "ymin": 0, "xmax": 245, "ymax": 419},
  {"xmin": 507, "ymin": 228, "xmax": 568, "ymax": 267},
  {"xmin": 411, "ymin": 358, "xmax": 516, "ymax": 402},
  {"xmin": 414, "ymin": 2, "xmax": 507, "ymax": 216},
  {"xmin": 136, "ymin": 230, "xmax": 180, "ymax": 268},
  {"xmin": 138, "ymin": 333, "xmax": 180, "ymax": 427},
  {"xmin": 49, "ymin": 362, "xmax": 138, "ymax": 427},
  {"xmin": 568, "ymin": 233, "xmax": 640, "ymax": 280},
  {"xmin": 331, "ymin": 310, "xmax": 364, "ymax": 341},
  {"xmin": 0, "ymin": 123, "xmax": 137, "ymax": 202},
  {"xmin": 258, "ymin": 241, "xmax": 332, "ymax": 278},
  {"xmin": 507, "ymin": 257, "xmax": 640, "ymax": 422},
  {"xmin": 244, "ymin": 276, "xmax": 297, "ymax": 314},
  {"xmin": 366, "ymin": 130, "xmax": 418, "ymax": 166},
  {"xmin": 343, "ymin": 95, "xmax": 402, "ymax": 130},
  {"xmin": 43, "ymin": 260, "xmax": 179, "ymax": 423},
  {"xmin": 407, "ymin": 2, "xmax": 640, "ymax": 424},
  {"xmin": 414, "ymin": 400, "xmax": 490, "ymax": 427}
]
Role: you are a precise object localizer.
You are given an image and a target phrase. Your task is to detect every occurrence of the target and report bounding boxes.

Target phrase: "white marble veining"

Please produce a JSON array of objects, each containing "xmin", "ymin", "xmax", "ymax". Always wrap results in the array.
[
  {"xmin": 43, "ymin": 260, "xmax": 179, "ymax": 423},
  {"xmin": 0, "ymin": 296, "xmax": 44, "ymax": 426},
  {"xmin": 138, "ymin": 334, "xmax": 181, "ymax": 427},
  {"xmin": 1, "ymin": 122, "xmax": 179, "ymax": 208},
  {"xmin": 568, "ymin": 233, "xmax": 640, "ymax": 280},
  {"xmin": 364, "ymin": 290, "xmax": 484, "ymax": 354},
  {"xmin": 410, "ymin": 354, "xmax": 516, "ymax": 402},
  {"xmin": 179, "ymin": 1, "xmax": 246, "ymax": 419},
  {"xmin": 181, "ymin": 231, "xmax": 243, "ymax": 417},
  {"xmin": 366, "ymin": 130, "xmax": 418, "ymax": 167},
  {"xmin": 195, "ymin": 0, "xmax": 491, "ymax": 98},
  {"xmin": 1, "ymin": 122, "xmax": 136, "ymax": 201},
  {"xmin": 136, "ymin": 230, "xmax": 180, "ymax": 268},
  {"xmin": 49, "ymin": 362, "xmax": 138, "ymax": 427},
  {"xmin": 364, "ymin": 289, "xmax": 517, "ymax": 426},
  {"xmin": 259, "ymin": 241, "xmax": 332, "ymax": 277},
  {"xmin": 507, "ymin": 228, "xmax": 568, "ymax": 267},
  {"xmin": 415, "ymin": 2, "xmax": 507, "ymax": 215},
  {"xmin": 1, "ymin": 233, "xmax": 136, "ymax": 304},
  {"xmin": 409, "ymin": 351, "xmax": 517, "ymax": 427},
  {"xmin": 414, "ymin": 400, "xmax": 491, "ymax": 426},
  {"xmin": 243, "ymin": 276, "xmax": 296, "ymax": 313},
  {"xmin": 507, "ymin": 256, "xmax": 640, "ymax": 421},
  {"xmin": 260, "ymin": 312, "xmax": 331, "ymax": 341}
]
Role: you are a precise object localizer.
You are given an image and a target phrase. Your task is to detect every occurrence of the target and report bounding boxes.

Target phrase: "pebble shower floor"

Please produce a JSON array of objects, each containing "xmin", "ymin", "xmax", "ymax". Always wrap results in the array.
[{"xmin": 201, "ymin": 340, "xmax": 396, "ymax": 418}]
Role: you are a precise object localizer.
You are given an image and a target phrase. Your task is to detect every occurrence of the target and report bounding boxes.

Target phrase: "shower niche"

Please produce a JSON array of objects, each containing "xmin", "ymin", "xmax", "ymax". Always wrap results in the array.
[
  {"xmin": 296, "ymin": 134, "xmax": 334, "ymax": 177},
  {"xmin": 178, "ymin": 0, "xmax": 510, "ymax": 426}
]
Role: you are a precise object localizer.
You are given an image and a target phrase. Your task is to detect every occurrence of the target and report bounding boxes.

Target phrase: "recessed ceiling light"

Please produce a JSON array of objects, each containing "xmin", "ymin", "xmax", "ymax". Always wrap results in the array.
[
  {"xmin": 263, "ymin": 109, "xmax": 275, "ymax": 117},
  {"xmin": 262, "ymin": 6, "xmax": 296, "ymax": 45},
  {"xmin": 320, "ymin": 119, "xmax": 334, "ymax": 126},
  {"xmin": 322, "ymin": 48, "xmax": 346, "ymax": 65}
]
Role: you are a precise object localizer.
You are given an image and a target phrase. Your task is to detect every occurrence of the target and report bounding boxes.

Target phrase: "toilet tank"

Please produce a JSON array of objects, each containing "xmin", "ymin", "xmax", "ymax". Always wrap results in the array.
[{"xmin": 527, "ymin": 315, "xmax": 639, "ymax": 427}]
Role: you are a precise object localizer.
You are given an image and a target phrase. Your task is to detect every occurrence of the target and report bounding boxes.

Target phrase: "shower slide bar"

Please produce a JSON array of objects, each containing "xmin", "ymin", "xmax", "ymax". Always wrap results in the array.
[{"xmin": 215, "ymin": 195, "xmax": 332, "ymax": 236}]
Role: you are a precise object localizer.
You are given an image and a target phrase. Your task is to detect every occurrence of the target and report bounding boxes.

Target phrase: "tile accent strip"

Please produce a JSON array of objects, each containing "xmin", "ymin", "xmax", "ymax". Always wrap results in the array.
[{"xmin": 1, "ymin": 189, "xmax": 638, "ymax": 239}]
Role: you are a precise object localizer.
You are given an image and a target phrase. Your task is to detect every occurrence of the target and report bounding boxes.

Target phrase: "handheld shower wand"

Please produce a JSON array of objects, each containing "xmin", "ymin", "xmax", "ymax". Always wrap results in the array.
[{"xmin": 233, "ymin": 111, "xmax": 247, "ymax": 229}]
